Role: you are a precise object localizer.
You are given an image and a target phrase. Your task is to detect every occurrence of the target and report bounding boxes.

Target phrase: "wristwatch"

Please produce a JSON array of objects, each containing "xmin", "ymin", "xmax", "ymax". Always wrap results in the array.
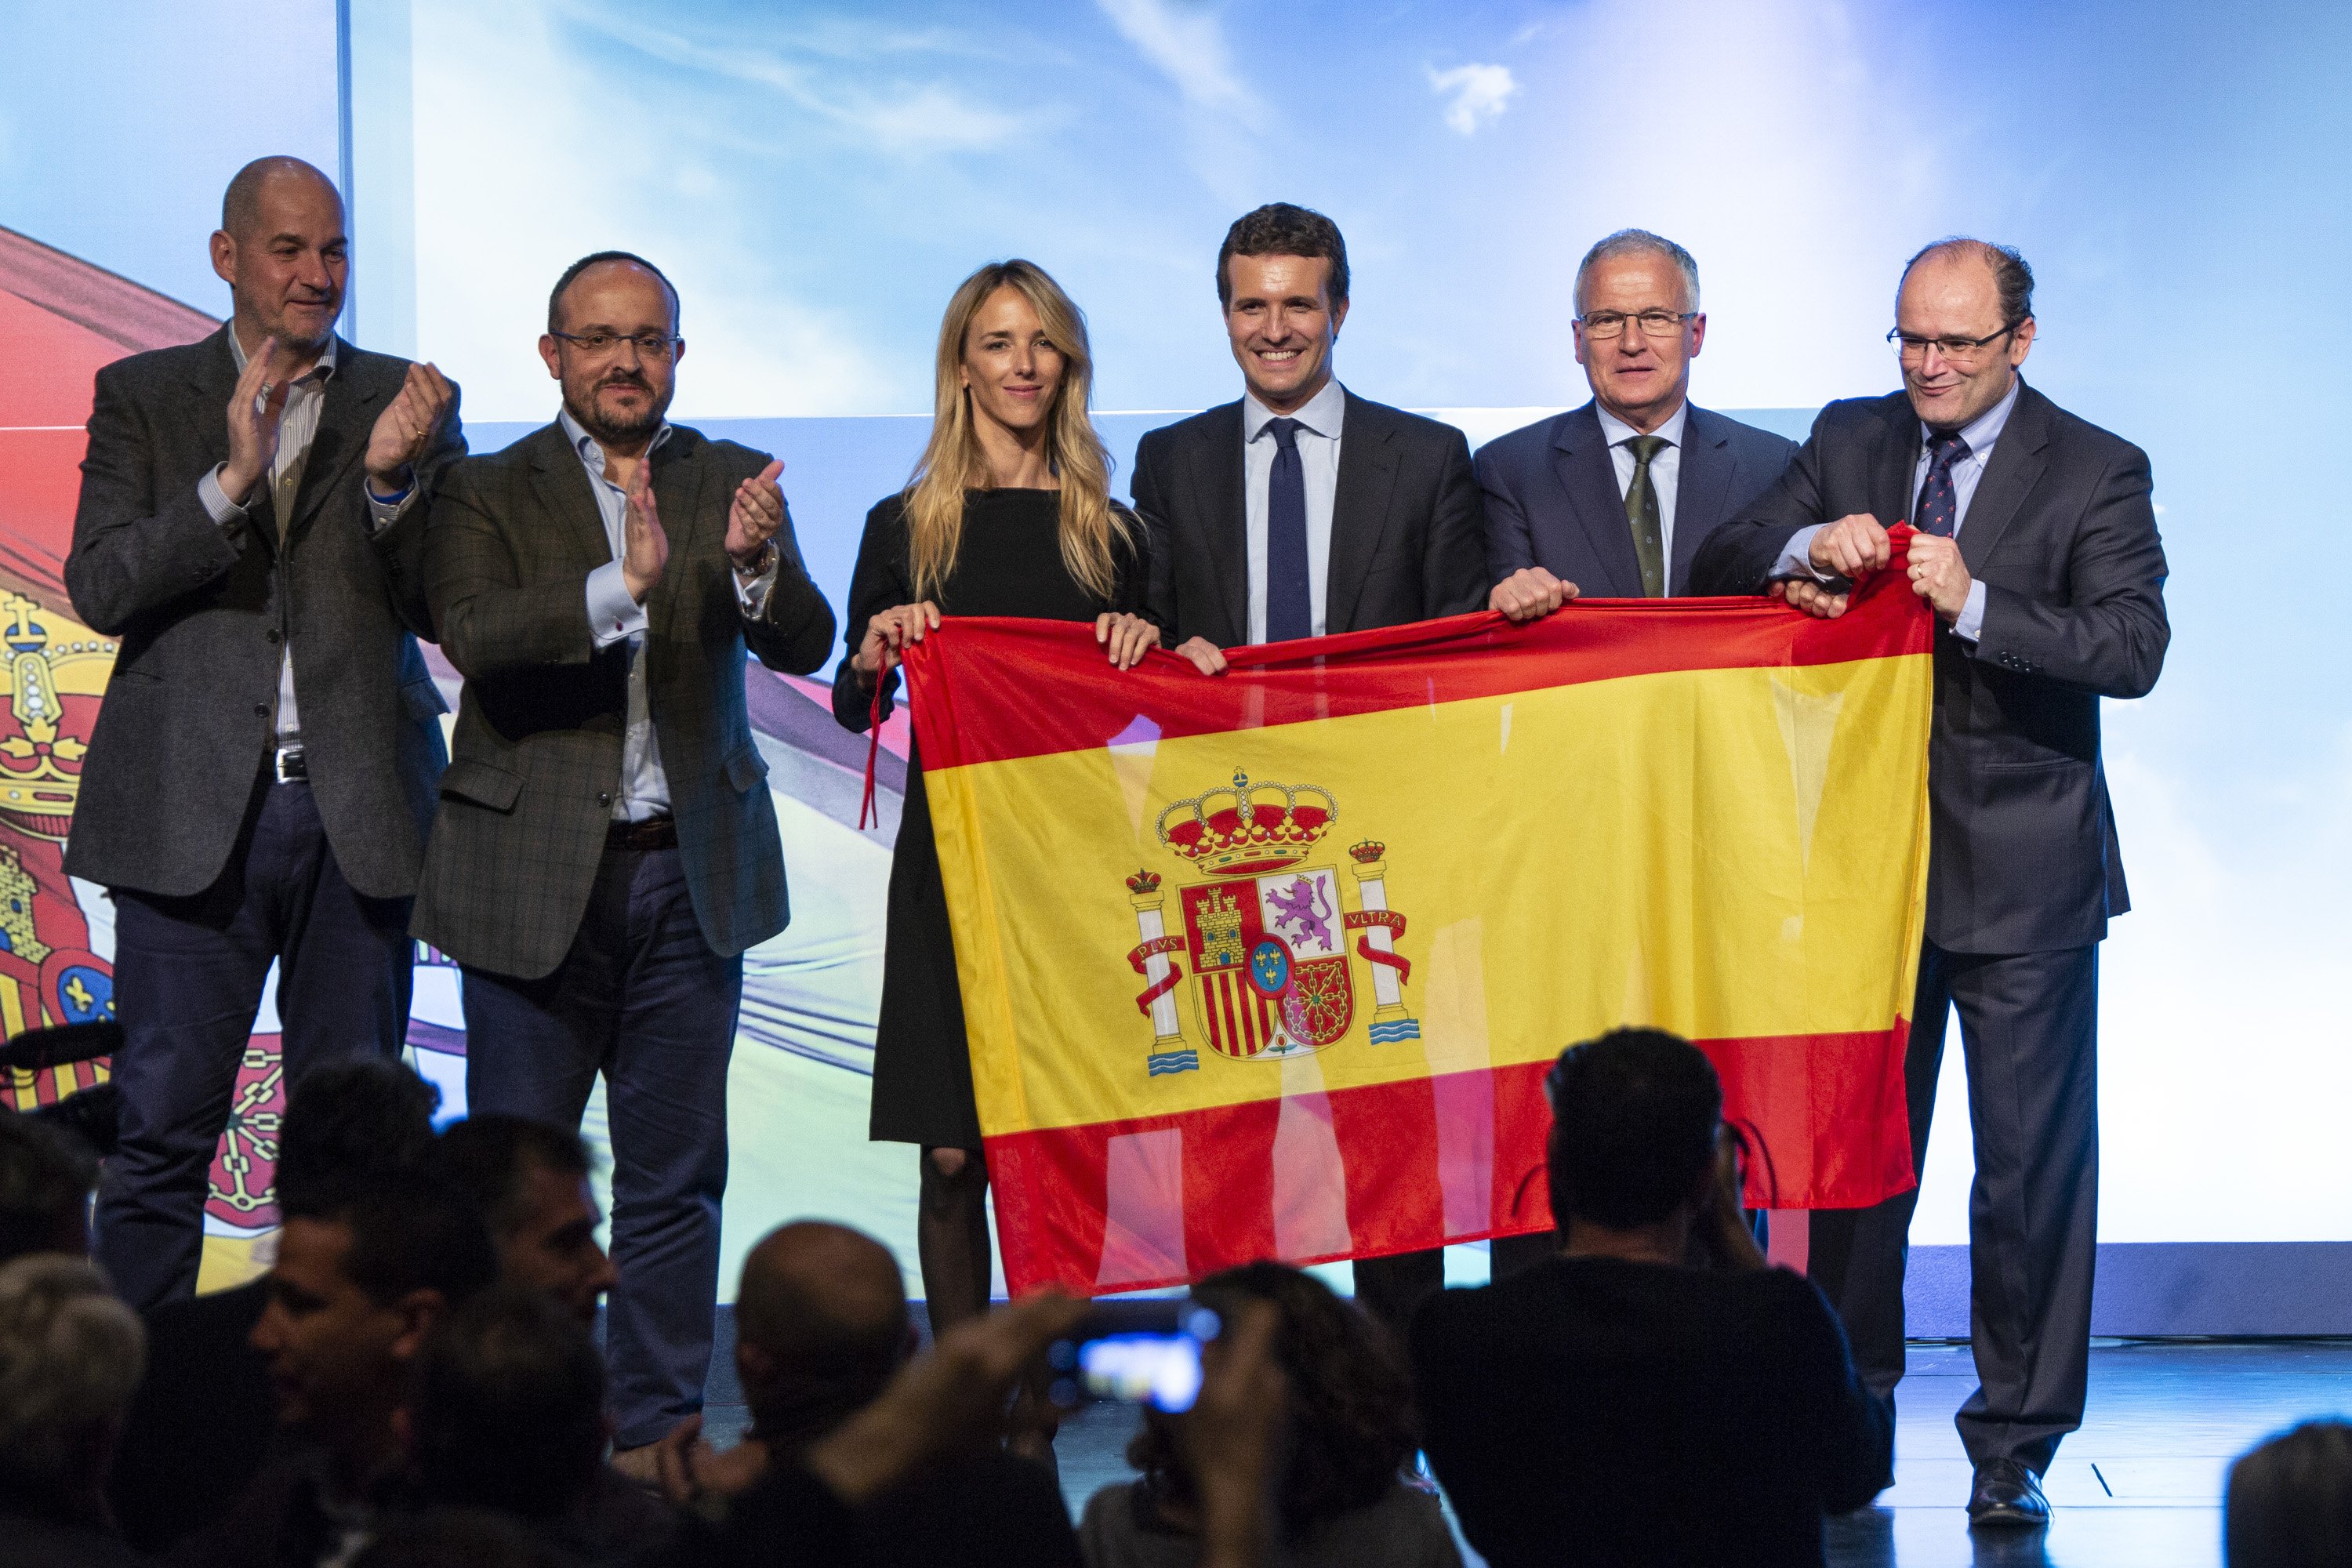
[{"xmin": 734, "ymin": 539, "xmax": 779, "ymax": 578}]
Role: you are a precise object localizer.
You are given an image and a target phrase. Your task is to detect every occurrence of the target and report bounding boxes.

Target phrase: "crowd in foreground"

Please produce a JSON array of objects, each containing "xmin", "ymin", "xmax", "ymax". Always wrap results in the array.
[{"xmin": 2, "ymin": 1030, "xmax": 2345, "ymax": 1568}]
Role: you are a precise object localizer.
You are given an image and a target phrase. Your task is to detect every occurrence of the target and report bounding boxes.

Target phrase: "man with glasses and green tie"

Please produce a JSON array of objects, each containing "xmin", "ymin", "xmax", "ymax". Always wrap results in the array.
[
  {"xmin": 1692, "ymin": 238, "xmax": 2170, "ymax": 1530},
  {"xmin": 415, "ymin": 251, "xmax": 835, "ymax": 1476},
  {"xmin": 1480, "ymin": 229, "xmax": 1795, "ymax": 622}
]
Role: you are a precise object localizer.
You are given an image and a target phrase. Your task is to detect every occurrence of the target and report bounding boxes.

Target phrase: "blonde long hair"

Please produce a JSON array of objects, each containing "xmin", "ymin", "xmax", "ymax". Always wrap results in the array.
[{"xmin": 903, "ymin": 260, "xmax": 1127, "ymax": 601}]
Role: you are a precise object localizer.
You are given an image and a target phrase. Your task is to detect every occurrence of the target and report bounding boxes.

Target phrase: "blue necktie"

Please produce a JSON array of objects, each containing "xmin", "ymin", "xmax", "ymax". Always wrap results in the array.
[
  {"xmin": 1264, "ymin": 417, "xmax": 1312, "ymax": 642},
  {"xmin": 1915, "ymin": 429, "xmax": 1972, "ymax": 536}
]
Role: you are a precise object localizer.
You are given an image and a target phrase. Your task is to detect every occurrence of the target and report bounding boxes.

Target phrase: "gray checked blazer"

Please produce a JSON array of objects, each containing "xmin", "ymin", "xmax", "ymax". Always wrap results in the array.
[
  {"xmin": 413, "ymin": 421, "xmax": 836, "ymax": 980},
  {"xmin": 64, "ymin": 328, "xmax": 464, "ymax": 900}
]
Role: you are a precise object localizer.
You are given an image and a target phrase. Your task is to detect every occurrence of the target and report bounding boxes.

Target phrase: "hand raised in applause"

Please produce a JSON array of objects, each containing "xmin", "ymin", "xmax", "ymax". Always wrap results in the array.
[
  {"xmin": 363, "ymin": 361, "xmax": 455, "ymax": 495},
  {"xmin": 1095, "ymin": 613, "xmax": 1161, "ymax": 670},
  {"xmin": 727, "ymin": 459, "xmax": 786, "ymax": 574},
  {"xmin": 853, "ymin": 601, "xmax": 942, "ymax": 681},
  {"xmin": 1489, "ymin": 565, "xmax": 1579, "ymax": 623},
  {"xmin": 220, "ymin": 336, "xmax": 287, "ymax": 506},
  {"xmin": 621, "ymin": 460, "xmax": 669, "ymax": 604}
]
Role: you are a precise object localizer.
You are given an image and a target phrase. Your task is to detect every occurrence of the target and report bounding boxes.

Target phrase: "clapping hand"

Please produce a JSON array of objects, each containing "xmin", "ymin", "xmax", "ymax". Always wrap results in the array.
[
  {"xmin": 727, "ymin": 459, "xmax": 786, "ymax": 573},
  {"xmin": 363, "ymin": 361, "xmax": 455, "ymax": 496},
  {"xmin": 221, "ymin": 336, "xmax": 288, "ymax": 506},
  {"xmin": 621, "ymin": 462, "xmax": 669, "ymax": 604}
]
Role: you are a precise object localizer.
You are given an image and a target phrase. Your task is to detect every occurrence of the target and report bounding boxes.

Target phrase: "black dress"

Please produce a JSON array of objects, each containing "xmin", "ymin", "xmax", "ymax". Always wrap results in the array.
[{"xmin": 833, "ymin": 488, "xmax": 1149, "ymax": 1149}]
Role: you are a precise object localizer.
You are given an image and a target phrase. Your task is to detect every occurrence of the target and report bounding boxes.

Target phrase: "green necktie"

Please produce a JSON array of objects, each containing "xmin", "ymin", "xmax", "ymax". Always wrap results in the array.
[{"xmin": 1624, "ymin": 434, "xmax": 1668, "ymax": 597}]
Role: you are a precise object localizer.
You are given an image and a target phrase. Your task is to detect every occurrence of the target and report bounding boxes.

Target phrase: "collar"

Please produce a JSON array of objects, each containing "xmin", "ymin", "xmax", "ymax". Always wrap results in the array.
[
  {"xmin": 227, "ymin": 325, "xmax": 337, "ymax": 383},
  {"xmin": 559, "ymin": 406, "xmax": 673, "ymax": 477},
  {"xmin": 1593, "ymin": 398, "xmax": 1690, "ymax": 452},
  {"xmin": 1243, "ymin": 376, "xmax": 1346, "ymax": 442},
  {"xmin": 1921, "ymin": 374, "xmax": 2020, "ymax": 457}
]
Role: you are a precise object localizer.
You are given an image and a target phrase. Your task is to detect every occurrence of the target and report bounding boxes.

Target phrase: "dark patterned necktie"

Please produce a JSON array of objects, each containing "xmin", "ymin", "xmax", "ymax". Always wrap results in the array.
[
  {"xmin": 1623, "ymin": 434, "xmax": 1668, "ymax": 597},
  {"xmin": 1265, "ymin": 417, "xmax": 1312, "ymax": 641},
  {"xmin": 1915, "ymin": 429, "xmax": 1973, "ymax": 536}
]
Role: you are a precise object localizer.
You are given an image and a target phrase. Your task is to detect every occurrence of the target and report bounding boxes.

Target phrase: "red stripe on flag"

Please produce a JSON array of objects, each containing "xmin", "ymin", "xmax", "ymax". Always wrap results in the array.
[
  {"xmin": 906, "ymin": 533, "xmax": 1931, "ymax": 771},
  {"xmin": 983, "ymin": 1025, "xmax": 1915, "ymax": 1296}
]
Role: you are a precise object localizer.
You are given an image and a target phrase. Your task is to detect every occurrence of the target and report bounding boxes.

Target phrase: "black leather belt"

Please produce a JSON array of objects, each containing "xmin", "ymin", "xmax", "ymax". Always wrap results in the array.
[{"xmin": 607, "ymin": 816, "xmax": 678, "ymax": 851}]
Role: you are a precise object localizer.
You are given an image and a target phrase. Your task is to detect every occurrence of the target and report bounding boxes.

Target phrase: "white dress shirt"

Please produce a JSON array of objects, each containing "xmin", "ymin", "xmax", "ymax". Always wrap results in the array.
[
  {"xmin": 1242, "ymin": 377, "xmax": 1347, "ymax": 642},
  {"xmin": 198, "ymin": 332, "xmax": 416, "ymax": 748},
  {"xmin": 567, "ymin": 409, "xmax": 779, "ymax": 822},
  {"xmin": 1774, "ymin": 376, "xmax": 2021, "ymax": 643},
  {"xmin": 1593, "ymin": 399, "xmax": 1691, "ymax": 568}
]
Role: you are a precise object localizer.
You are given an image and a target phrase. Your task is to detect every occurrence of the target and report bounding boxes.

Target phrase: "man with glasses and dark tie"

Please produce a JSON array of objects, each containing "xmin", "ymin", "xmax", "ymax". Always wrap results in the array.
[
  {"xmin": 416, "ymin": 251, "xmax": 835, "ymax": 1476},
  {"xmin": 1692, "ymin": 238, "xmax": 2170, "ymax": 1530},
  {"xmin": 1479, "ymin": 229, "xmax": 1794, "ymax": 622},
  {"xmin": 1132, "ymin": 202, "xmax": 1488, "ymax": 1341}
]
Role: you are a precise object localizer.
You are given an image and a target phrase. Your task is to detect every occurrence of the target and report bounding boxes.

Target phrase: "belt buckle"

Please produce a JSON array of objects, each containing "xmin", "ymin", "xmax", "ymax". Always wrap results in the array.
[{"xmin": 274, "ymin": 748, "xmax": 306, "ymax": 783}]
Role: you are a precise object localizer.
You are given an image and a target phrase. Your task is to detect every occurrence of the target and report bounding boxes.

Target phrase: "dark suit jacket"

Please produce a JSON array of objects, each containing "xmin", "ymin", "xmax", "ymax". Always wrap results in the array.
[
  {"xmin": 1478, "ymin": 401, "xmax": 1795, "ymax": 597},
  {"xmin": 1131, "ymin": 390, "xmax": 1489, "ymax": 644},
  {"xmin": 1413, "ymin": 1257, "xmax": 1890, "ymax": 1568},
  {"xmin": 63, "ymin": 328, "xmax": 464, "ymax": 899},
  {"xmin": 415, "ymin": 423, "xmax": 836, "ymax": 978},
  {"xmin": 107, "ymin": 1277, "xmax": 274, "ymax": 1553},
  {"xmin": 1690, "ymin": 381, "xmax": 2169, "ymax": 953}
]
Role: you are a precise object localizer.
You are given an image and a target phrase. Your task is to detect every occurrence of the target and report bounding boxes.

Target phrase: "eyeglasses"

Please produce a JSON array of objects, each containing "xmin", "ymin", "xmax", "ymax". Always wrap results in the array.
[
  {"xmin": 1578, "ymin": 310, "xmax": 1696, "ymax": 339},
  {"xmin": 1886, "ymin": 322, "xmax": 2022, "ymax": 364},
  {"xmin": 550, "ymin": 331, "xmax": 681, "ymax": 360}
]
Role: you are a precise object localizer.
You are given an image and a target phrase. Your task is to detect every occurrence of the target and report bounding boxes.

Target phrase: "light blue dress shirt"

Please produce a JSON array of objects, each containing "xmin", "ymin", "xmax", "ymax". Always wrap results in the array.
[
  {"xmin": 1776, "ymin": 375, "xmax": 2022, "ymax": 643},
  {"xmin": 564, "ymin": 409, "xmax": 779, "ymax": 822},
  {"xmin": 1242, "ymin": 377, "xmax": 1346, "ymax": 643},
  {"xmin": 1594, "ymin": 399, "xmax": 1691, "ymax": 567}
]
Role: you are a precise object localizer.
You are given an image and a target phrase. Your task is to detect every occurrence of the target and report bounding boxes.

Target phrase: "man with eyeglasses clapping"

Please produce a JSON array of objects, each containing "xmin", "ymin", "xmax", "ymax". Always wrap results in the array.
[
  {"xmin": 1691, "ymin": 239, "xmax": 2169, "ymax": 1531},
  {"xmin": 415, "ymin": 252, "xmax": 835, "ymax": 1477},
  {"xmin": 1479, "ymin": 229, "xmax": 1795, "ymax": 622}
]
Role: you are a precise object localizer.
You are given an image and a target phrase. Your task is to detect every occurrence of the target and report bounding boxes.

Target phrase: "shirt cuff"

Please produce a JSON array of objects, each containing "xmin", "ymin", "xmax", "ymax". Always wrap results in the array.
[
  {"xmin": 1771, "ymin": 524, "xmax": 1839, "ymax": 584},
  {"xmin": 363, "ymin": 474, "xmax": 416, "ymax": 535},
  {"xmin": 586, "ymin": 560, "xmax": 648, "ymax": 647},
  {"xmin": 198, "ymin": 464, "xmax": 250, "ymax": 528},
  {"xmin": 734, "ymin": 548, "xmax": 781, "ymax": 621},
  {"xmin": 1951, "ymin": 579, "xmax": 1987, "ymax": 643}
]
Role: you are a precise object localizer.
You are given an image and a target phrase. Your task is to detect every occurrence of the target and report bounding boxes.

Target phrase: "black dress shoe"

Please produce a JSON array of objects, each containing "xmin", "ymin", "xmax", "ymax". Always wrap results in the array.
[{"xmin": 1968, "ymin": 1458, "xmax": 2050, "ymax": 1527}]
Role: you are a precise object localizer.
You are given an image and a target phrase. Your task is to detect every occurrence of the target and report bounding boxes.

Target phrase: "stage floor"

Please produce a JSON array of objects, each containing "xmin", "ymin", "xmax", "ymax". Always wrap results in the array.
[{"xmin": 699, "ymin": 1335, "xmax": 2352, "ymax": 1565}]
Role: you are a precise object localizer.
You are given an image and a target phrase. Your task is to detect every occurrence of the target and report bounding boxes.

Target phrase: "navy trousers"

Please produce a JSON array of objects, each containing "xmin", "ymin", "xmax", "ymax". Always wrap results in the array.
[
  {"xmin": 1807, "ymin": 940, "xmax": 2100, "ymax": 1475},
  {"xmin": 96, "ymin": 773, "xmax": 415, "ymax": 1310},
  {"xmin": 460, "ymin": 842, "xmax": 741, "ymax": 1450}
]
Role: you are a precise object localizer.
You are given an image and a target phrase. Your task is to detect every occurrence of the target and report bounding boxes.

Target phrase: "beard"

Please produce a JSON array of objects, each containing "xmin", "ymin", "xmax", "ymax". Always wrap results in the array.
[{"xmin": 565, "ymin": 372, "xmax": 670, "ymax": 448}]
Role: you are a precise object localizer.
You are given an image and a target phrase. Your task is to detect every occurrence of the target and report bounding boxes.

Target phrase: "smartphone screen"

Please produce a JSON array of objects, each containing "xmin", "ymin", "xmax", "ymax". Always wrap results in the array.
[{"xmin": 1047, "ymin": 1301, "xmax": 1222, "ymax": 1411}]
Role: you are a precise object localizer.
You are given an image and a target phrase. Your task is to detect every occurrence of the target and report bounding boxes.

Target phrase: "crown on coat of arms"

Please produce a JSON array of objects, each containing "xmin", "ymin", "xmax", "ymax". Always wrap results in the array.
[
  {"xmin": 1155, "ymin": 770, "xmax": 1338, "ymax": 876},
  {"xmin": 0, "ymin": 593, "xmax": 111, "ymax": 844}
]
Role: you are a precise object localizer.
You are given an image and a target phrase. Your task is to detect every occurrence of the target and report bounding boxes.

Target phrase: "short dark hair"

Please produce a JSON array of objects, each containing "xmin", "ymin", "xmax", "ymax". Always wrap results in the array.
[
  {"xmin": 408, "ymin": 1287, "xmax": 605, "ymax": 1519},
  {"xmin": 325, "ymin": 1170, "xmax": 498, "ymax": 1311},
  {"xmin": 1900, "ymin": 237, "xmax": 2034, "ymax": 328},
  {"xmin": 2227, "ymin": 1420, "xmax": 2352, "ymax": 1567},
  {"xmin": 546, "ymin": 251, "xmax": 680, "ymax": 336},
  {"xmin": 0, "ymin": 1113, "xmax": 96, "ymax": 1265},
  {"xmin": 1544, "ymin": 1029, "xmax": 1722, "ymax": 1232},
  {"xmin": 1216, "ymin": 203, "xmax": 1349, "ymax": 309},
  {"xmin": 276, "ymin": 1059, "xmax": 441, "ymax": 1221},
  {"xmin": 1131, "ymin": 1261, "xmax": 1415, "ymax": 1537},
  {"xmin": 433, "ymin": 1117, "xmax": 590, "ymax": 1242}
]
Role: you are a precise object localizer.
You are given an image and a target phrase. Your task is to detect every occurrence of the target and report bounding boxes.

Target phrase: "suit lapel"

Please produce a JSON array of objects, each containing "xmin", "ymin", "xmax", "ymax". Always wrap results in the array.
[
  {"xmin": 1954, "ymin": 380, "xmax": 2050, "ymax": 572},
  {"xmin": 1326, "ymin": 391, "xmax": 1398, "ymax": 634},
  {"xmin": 183, "ymin": 330, "xmax": 245, "ymax": 515},
  {"xmin": 1669, "ymin": 405, "xmax": 1735, "ymax": 594},
  {"xmin": 648, "ymin": 430, "xmax": 708, "ymax": 632},
  {"xmin": 526, "ymin": 423, "xmax": 624, "ymax": 572},
  {"xmin": 287, "ymin": 339, "xmax": 385, "ymax": 540},
  {"xmin": 1870, "ymin": 392, "xmax": 1919, "ymax": 530},
  {"xmin": 1551, "ymin": 403, "xmax": 1646, "ymax": 597},
  {"xmin": 1191, "ymin": 403, "xmax": 1249, "ymax": 645}
]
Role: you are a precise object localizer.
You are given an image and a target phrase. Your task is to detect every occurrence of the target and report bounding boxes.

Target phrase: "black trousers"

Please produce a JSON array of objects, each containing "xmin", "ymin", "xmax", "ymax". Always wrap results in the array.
[
  {"xmin": 461, "ymin": 842, "xmax": 742, "ymax": 1451},
  {"xmin": 96, "ymin": 774, "xmax": 415, "ymax": 1310},
  {"xmin": 1808, "ymin": 940, "xmax": 2100, "ymax": 1475}
]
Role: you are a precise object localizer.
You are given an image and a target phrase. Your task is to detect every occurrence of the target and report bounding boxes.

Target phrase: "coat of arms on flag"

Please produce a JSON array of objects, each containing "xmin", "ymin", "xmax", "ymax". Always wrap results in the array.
[{"xmin": 1123, "ymin": 772, "xmax": 1418, "ymax": 1077}]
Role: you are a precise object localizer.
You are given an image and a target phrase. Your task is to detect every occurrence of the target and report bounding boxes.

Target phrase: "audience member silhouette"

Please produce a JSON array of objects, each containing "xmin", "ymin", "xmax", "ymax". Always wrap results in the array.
[
  {"xmin": 2227, "ymin": 1420, "xmax": 2352, "ymax": 1568},
  {"xmin": 1082, "ymin": 1260, "xmax": 1458, "ymax": 1568},
  {"xmin": 1412, "ymin": 1028, "xmax": 1889, "ymax": 1568},
  {"xmin": 434, "ymin": 1115, "xmax": 617, "ymax": 1325},
  {"xmin": 0, "ymin": 1111, "xmax": 97, "ymax": 1265},
  {"xmin": 0, "ymin": 1254, "xmax": 146, "ymax": 1566}
]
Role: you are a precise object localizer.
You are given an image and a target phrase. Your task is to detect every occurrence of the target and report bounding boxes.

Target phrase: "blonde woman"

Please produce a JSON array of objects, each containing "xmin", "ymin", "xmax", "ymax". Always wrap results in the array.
[{"xmin": 833, "ymin": 260, "xmax": 1158, "ymax": 1339}]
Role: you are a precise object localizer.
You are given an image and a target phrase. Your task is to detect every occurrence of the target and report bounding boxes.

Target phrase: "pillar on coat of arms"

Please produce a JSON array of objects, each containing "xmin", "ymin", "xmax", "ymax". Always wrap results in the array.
[
  {"xmin": 1347, "ymin": 841, "xmax": 1421, "ymax": 1044},
  {"xmin": 1126, "ymin": 869, "xmax": 1199, "ymax": 1076}
]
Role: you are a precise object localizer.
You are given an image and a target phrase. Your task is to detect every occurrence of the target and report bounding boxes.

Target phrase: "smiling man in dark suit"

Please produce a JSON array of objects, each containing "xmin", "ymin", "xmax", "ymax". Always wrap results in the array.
[
  {"xmin": 1130, "ymin": 201, "xmax": 1487, "ymax": 1339},
  {"xmin": 417, "ymin": 252, "xmax": 834, "ymax": 1472},
  {"xmin": 1479, "ymin": 229, "xmax": 1793, "ymax": 620},
  {"xmin": 64, "ymin": 156, "xmax": 462, "ymax": 1312},
  {"xmin": 1691, "ymin": 238, "xmax": 2169, "ymax": 1530}
]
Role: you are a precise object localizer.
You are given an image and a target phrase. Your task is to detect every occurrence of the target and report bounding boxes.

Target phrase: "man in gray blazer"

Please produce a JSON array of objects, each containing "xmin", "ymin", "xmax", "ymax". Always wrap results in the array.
[
  {"xmin": 1481, "ymin": 229, "xmax": 1794, "ymax": 617},
  {"xmin": 1691, "ymin": 239, "xmax": 2169, "ymax": 1528},
  {"xmin": 64, "ymin": 157, "xmax": 462, "ymax": 1310},
  {"xmin": 416, "ymin": 252, "xmax": 833, "ymax": 1463}
]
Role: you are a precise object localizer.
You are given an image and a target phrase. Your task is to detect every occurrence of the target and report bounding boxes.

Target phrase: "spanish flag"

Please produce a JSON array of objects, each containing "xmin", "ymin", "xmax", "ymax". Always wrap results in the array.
[{"xmin": 903, "ymin": 534, "xmax": 1934, "ymax": 1296}]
